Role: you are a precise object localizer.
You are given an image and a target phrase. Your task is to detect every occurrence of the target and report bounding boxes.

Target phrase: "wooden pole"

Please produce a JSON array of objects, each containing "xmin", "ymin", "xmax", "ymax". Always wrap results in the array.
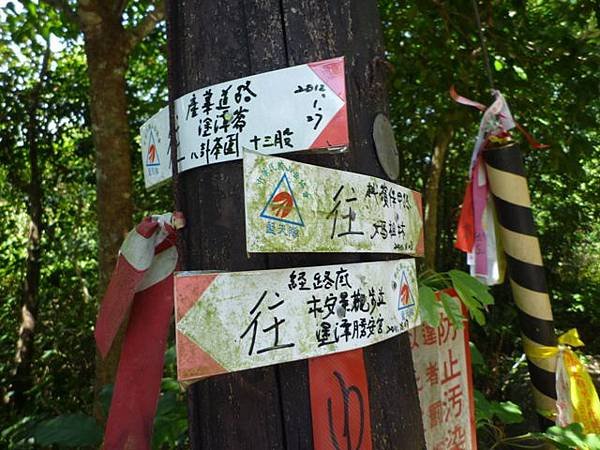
[{"xmin": 167, "ymin": 1, "xmax": 425, "ymax": 448}]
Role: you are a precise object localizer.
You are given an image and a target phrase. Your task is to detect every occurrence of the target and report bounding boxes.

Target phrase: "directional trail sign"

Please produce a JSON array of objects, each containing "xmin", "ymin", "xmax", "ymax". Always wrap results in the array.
[
  {"xmin": 244, "ymin": 151, "xmax": 424, "ymax": 255},
  {"xmin": 174, "ymin": 259, "xmax": 420, "ymax": 382},
  {"xmin": 140, "ymin": 57, "xmax": 348, "ymax": 188}
]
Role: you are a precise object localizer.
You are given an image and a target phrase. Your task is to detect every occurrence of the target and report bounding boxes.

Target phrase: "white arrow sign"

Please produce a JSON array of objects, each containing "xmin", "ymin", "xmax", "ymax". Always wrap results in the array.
[
  {"xmin": 141, "ymin": 57, "xmax": 348, "ymax": 189},
  {"xmin": 175, "ymin": 259, "xmax": 420, "ymax": 382}
]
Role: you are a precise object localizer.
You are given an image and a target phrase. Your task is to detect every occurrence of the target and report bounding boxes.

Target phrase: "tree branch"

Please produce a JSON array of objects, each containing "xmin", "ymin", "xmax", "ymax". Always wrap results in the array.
[
  {"xmin": 126, "ymin": 0, "xmax": 164, "ymax": 52},
  {"xmin": 41, "ymin": 0, "xmax": 80, "ymax": 28}
]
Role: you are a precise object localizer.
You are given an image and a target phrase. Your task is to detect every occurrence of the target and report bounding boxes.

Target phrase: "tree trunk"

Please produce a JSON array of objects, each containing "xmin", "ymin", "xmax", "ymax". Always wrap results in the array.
[
  {"xmin": 10, "ymin": 45, "xmax": 51, "ymax": 411},
  {"xmin": 81, "ymin": 13, "xmax": 133, "ymax": 293},
  {"xmin": 424, "ymin": 125, "xmax": 453, "ymax": 271},
  {"xmin": 80, "ymin": 4, "xmax": 134, "ymax": 421},
  {"xmin": 168, "ymin": 1, "xmax": 425, "ymax": 448}
]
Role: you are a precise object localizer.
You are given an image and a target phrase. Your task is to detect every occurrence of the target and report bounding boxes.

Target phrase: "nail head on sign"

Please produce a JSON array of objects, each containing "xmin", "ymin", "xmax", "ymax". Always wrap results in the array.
[{"xmin": 373, "ymin": 113, "xmax": 400, "ymax": 180}]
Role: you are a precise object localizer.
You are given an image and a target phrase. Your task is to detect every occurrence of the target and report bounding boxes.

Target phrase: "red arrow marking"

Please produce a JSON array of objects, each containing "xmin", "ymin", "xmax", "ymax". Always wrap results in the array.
[
  {"xmin": 400, "ymin": 284, "xmax": 410, "ymax": 305},
  {"xmin": 148, "ymin": 144, "xmax": 157, "ymax": 164}
]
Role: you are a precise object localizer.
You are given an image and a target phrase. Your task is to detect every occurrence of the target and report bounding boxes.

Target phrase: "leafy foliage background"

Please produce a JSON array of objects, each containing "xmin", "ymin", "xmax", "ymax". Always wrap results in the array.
[{"xmin": 0, "ymin": 0, "xmax": 599, "ymax": 448}]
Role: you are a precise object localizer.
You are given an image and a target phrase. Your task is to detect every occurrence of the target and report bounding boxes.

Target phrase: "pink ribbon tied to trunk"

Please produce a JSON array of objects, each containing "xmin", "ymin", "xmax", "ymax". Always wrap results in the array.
[{"xmin": 453, "ymin": 88, "xmax": 514, "ymax": 285}]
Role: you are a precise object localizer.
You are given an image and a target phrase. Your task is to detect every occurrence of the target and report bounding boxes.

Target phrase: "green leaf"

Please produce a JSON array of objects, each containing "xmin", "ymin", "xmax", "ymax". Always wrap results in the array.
[
  {"xmin": 152, "ymin": 417, "xmax": 188, "ymax": 450},
  {"xmin": 164, "ymin": 345, "xmax": 177, "ymax": 367},
  {"xmin": 161, "ymin": 377, "xmax": 181, "ymax": 392},
  {"xmin": 469, "ymin": 306, "xmax": 486, "ymax": 326},
  {"xmin": 448, "ymin": 270, "xmax": 494, "ymax": 306},
  {"xmin": 99, "ymin": 384, "xmax": 113, "ymax": 417},
  {"xmin": 417, "ymin": 284, "xmax": 441, "ymax": 327},
  {"xmin": 490, "ymin": 401, "xmax": 524, "ymax": 424},
  {"xmin": 156, "ymin": 391, "xmax": 178, "ymax": 417},
  {"xmin": 152, "ymin": 391, "xmax": 188, "ymax": 450},
  {"xmin": 474, "ymin": 389, "xmax": 494, "ymax": 425},
  {"xmin": 40, "ymin": 348, "xmax": 60, "ymax": 361},
  {"xmin": 25, "ymin": 1, "xmax": 38, "ymax": 20},
  {"xmin": 31, "ymin": 414, "xmax": 103, "ymax": 447},
  {"xmin": 440, "ymin": 292, "xmax": 464, "ymax": 330},
  {"xmin": 451, "ymin": 283, "xmax": 485, "ymax": 325},
  {"xmin": 584, "ymin": 433, "xmax": 600, "ymax": 449},
  {"xmin": 542, "ymin": 423, "xmax": 589, "ymax": 449},
  {"xmin": 448, "ymin": 270, "xmax": 493, "ymax": 326},
  {"xmin": 474, "ymin": 390, "xmax": 524, "ymax": 427},
  {"xmin": 469, "ymin": 341, "xmax": 486, "ymax": 368},
  {"xmin": 513, "ymin": 65, "xmax": 528, "ymax": 80},
  {"xmin": 1, "ymin": 415, "xmax": 37, "ymax": 447}
]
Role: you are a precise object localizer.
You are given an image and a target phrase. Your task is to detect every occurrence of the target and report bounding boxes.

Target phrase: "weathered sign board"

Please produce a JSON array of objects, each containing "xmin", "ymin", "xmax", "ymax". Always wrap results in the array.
[
  {"xmin": 243, "ymin": 150, "xmax": 424, "ymax": 255},
  {"xmin": 175, "ymin": 259, "xmax": 420, "ymax": 382},
  {"xmin": 141, "ymin": 57, "xmax": 348, "ymax": 188},
  {"xmin": 409, "ymin": 292, "xmax": 477, "ymax": 450}
]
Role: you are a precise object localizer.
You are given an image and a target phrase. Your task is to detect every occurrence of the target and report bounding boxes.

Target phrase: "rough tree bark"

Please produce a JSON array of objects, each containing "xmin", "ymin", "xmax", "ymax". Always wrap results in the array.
[
  {"xmin": 9, "ymin": 42, "xmax": 51, "ymax": 411},
  {"xmin": 79, "ymin": 4, "xmax": 133, "ymax": 293},
  {"xmin": 168, "ymin": 1, "xmax": 425, "ymax": 448},
  {"xmin": 42, "ymin": 0, "xmax": 165, "ymax": 421},
  {"xmin": 423, "ymin": 125, "xmax": 453, "ymax": 271},
  {"xmin": 78, "ymin": 5, "xmax": 137, "ymax": 420}
]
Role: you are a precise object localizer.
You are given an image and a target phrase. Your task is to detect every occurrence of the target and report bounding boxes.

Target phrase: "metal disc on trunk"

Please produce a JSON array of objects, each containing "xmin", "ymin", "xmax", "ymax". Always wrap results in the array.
[{"xmin": 372, "ymin": 113, "xmax": 400, "ymax": 180}]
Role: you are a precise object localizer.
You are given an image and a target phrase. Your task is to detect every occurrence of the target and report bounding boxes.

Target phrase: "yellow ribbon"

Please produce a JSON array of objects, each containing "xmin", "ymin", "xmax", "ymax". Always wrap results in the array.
[
  {"xmin": 523, "ymin": 340, "xmax": 560, "ymax": 360},
  {"xmin": 522, "ymin": 329, "xmax": 600, "ymax": 433},
  {"xmin": 558, "ymin": 328, "xmax": 585, "ymax": 347},
  {"xmin": 562, "ymin": 347, "xmax": 600, "ymax": 433},
  {"xmin": 523, "ymin": 328, "xmax": 584, "ymax": 360}
]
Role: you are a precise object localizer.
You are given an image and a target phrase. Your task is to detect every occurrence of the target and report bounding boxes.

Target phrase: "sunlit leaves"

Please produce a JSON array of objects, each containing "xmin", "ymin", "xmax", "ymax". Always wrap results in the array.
[
  {"xmin": 440, "ymin": 291, "xmax": 464, "ymax": 330},
  {"xmin": 512, "ymin": 65, "xmax": 528, "ymax": 80},
  {"xmin": 0, "ymin": 1, "xmax": 166, "ymax": 445},
  {"xmin": 419, "ymin": 269, "xmax": 494, "ymax": 327},
  {"xmin": 474, "ymin": 389, "xmax": 525, "ymax": 427},
  {"xmin": 417, "ymin": 284, "xmax": 442, "ymax": 327},
  {"xmin": 539, "ymin": 423, "xmax": 600, "ymax": 450}
]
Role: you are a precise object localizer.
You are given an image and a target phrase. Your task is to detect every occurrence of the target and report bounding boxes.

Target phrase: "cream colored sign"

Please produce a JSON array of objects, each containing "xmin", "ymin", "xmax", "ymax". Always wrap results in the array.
[{"xmin": 243, "ymin": 150, "xmax": 424, "ymax": 255}]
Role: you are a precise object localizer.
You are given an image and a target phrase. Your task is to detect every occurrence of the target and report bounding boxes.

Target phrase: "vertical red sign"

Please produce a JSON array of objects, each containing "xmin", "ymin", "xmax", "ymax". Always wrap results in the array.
[{"xmin": 309, "ymin": 349, "xmax": 373, "ymax": 450}]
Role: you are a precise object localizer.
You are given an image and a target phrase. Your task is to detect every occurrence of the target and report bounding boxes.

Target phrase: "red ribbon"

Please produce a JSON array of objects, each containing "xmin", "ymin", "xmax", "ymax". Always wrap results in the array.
[
  {"xmin": 455, "ymin": 180, "xmax": 475, "ymax": 253},
  {"xmin": 95, "ymin": 214, "xmax": 180, "ymax": 450},
  {"xmin": 103, "ymin": 270, "xmax": 174, "ymax": 449},
  {"xmin": 449, "ymin": 85, "xmax": 487, "ymax": 112},
  {"xmin": 450, "ymin": 86, "xmax": 549, "ymax": 258},
  {"xmin": 309, "ymin": 349, "xmax": 373, "ymax": 450}
]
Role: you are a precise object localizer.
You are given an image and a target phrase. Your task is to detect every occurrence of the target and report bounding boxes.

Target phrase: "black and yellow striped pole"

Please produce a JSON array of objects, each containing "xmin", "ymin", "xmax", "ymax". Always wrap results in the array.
[{"xmin": 483, "ymin": 142, "xmax": 557, "ymax": 426}]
